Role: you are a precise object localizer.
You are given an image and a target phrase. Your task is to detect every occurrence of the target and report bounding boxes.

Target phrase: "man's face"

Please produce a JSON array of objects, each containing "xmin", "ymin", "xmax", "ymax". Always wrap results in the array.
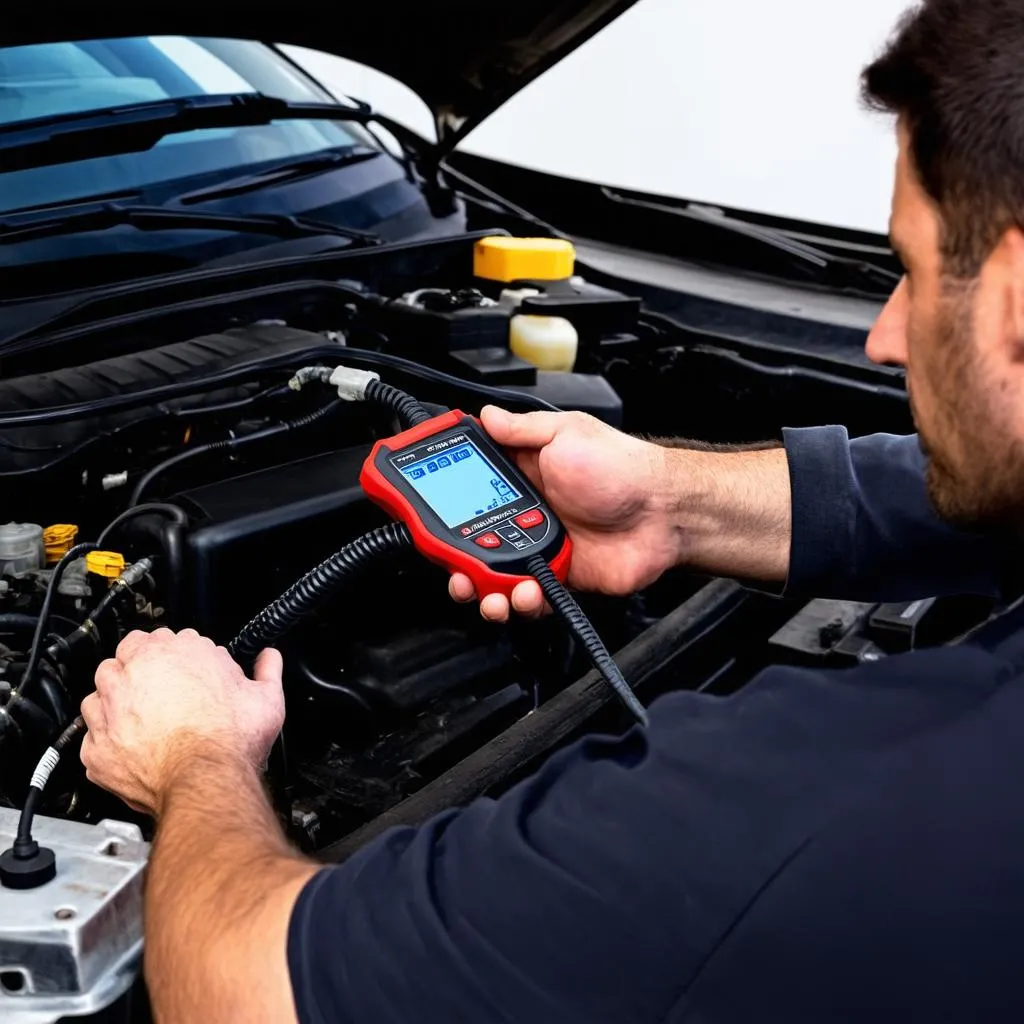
[{"xmin": 866, "ymin": 124, "xmax": 1024, "ymax": 529}]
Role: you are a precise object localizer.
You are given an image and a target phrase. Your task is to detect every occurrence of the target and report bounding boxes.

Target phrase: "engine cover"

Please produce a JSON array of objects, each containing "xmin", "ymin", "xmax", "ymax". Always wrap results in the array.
[
  {"xmin": 174, "ymin": 444, "xmax": 387, "ymax": 641},
  {"xmin": 0, "ymin": 809, "xmax": 147, "ymax": 1024}
]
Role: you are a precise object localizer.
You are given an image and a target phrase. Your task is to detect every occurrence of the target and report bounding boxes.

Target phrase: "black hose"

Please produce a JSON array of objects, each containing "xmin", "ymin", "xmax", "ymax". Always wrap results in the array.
[
  {"xmin": 128, "ymin": 400, "xmax": 340, "ymax": 506},
  {"xmin": 229, "ymin": 523, "xmax": 413, "ymax": 665},
  {"xmin": 32, "ymin": 673, "xmax": 68, "ymax": 732},
  {"xmin": 527, "ymin": 555, "xmax": 648, "ymax": 726},
  {"xmin": 0, "ymin": 617, "xmax": 72, "ymax": 727},
  {"xmin": 161, "ymin": 520, "xmax": 185, "ymax": 626},
  {"xmin": 97, "ymin": 503, "xmax": 188, "ymax": 547},
  {"xmin": 7, "ymin": 542, "xmax": 99, "ymax": 709},
  {"xmin": 364, "ymin": 378, "xmax": 432, "ymax": 428},
  {"xmin": 15, "ymin": 789, "xmax": 42, "ymax": 846},
  {"xmin": 0, "ymin": 345, "xmax": 560, "ymax": 430},
  {"xmin": 0, "ymin": 613, "xmax": 81, "ymax": 637},
  {"xmin": 0, "ymin": 613, "xmax": 44, "ymax": 633},
  {"xmin": 0, "ymin": 385, "xmax": 292, "ymax": 479},
  {"xmin": 15, "ymin": 715, "xmax": 85, "ymax": 848},
  {"xmin": 129, "ymin": 441, "xmax": 247, "ymax": 508}
]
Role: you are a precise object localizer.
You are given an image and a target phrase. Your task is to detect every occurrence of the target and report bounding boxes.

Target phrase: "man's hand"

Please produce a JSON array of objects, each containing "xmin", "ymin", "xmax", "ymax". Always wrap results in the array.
[
  {"xmin": 450, "ymin": 406, "xmax": 794, "ymax": 622},
  {"xmin": 449, "ymin": 406, "xmax": 687, "ymax": 622},
  {"xmin": 80, "ymin": 628, "xmax": 284, "ymax": 816}
]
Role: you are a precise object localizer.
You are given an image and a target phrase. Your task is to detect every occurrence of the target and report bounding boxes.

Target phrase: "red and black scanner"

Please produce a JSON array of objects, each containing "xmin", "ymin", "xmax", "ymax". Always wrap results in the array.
[{"xmin": 360, "ymin": 410, "xmax": 572, "ymax": 600}]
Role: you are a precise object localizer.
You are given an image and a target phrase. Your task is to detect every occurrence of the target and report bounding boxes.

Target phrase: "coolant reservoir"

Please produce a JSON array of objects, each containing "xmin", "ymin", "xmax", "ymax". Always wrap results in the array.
[
  {"xmin": 0, "ymin": 522, "xmax": 44, "ymax": 576},
  {"xmin": 509, "ymin": 314, "xmax": 579, "ymax": 372},
  {"xmin": 474, "ymin": 237, "xmax": 576, "ymax": 283}
]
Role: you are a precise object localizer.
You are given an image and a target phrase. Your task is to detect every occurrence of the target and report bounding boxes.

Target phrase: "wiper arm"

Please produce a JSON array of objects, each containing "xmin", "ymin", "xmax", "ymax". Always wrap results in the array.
[
  {"xmin": 601, "ymin": 188, "xmax": 901, "ymax": 294},
  {"xmin": 0, "ymin": 201, "xmax": 381, "ymax": 247},
  {"xmin": 174, "ymin": 146, "xmax": 382, "ymax": 204},
  {"xmin": 0, "ymin": 93, "xmax": 404, "ymax": 174}
]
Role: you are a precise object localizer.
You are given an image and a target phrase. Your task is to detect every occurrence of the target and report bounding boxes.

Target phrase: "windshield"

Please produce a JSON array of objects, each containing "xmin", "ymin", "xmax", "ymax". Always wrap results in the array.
[{"xmin": 0, "ymin": 37, "xmax": 377, "ymax": 213}]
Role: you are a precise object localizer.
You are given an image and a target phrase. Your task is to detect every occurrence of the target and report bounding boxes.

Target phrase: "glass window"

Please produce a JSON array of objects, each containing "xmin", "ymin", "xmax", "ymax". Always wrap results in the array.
[{"xmin": 0, "ymin": 37, "xmax": 378, "ymax": 213}]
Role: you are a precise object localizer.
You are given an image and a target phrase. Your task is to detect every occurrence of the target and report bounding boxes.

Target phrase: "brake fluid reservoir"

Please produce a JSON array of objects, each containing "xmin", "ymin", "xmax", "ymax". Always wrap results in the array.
[
  {"xmin": 0, "ymin": 522, "xmax": 44, "ymax": 576},
  {"xmin": 509, "ymin": 314, "xmax": 579, "ymax": 372}
]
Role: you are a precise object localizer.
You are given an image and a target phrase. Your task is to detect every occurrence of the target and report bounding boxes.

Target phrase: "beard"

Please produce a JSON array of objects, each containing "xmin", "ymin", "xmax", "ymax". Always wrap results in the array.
[{"xmin": 918, "ymin": 285, "xmax": 1024, "ymax": 531}]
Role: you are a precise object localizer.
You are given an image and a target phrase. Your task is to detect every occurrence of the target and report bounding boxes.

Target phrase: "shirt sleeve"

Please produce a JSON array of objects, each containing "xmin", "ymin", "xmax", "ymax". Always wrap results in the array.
[
  {"xmin": 286, "ymin": 637, "xmax": 1007, "ymax": 1024},
  {"xmin": 783, "ymin": 425, "xmax": 1004, "ymax": 601}
]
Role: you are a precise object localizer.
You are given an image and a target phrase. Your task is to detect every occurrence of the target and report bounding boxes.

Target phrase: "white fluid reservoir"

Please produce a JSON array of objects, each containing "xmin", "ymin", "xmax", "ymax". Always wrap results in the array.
[
  {"xmin": 0, "ymin": 522, "xmax": 44, "ymax": 576},
  {"xmin": 509, "ymin": 314, "xmax": 579, "ymax": 372}
]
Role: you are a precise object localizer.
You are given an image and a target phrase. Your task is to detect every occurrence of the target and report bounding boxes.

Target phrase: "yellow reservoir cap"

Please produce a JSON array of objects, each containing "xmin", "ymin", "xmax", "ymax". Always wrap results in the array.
[
  {"xmin": 43, "ymin": 524, "xmax": 79, "ymax": 564},
  {"xmin": 86, "ymin": 550, "xmax": 126, "ymax": 580},
  {"xmin": 473, "ymin": 237, "xmax": 576, "ymax": 283}
]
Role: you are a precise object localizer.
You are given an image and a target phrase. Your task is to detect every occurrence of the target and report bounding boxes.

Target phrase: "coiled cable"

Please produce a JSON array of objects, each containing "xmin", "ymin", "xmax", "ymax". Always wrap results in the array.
[
  {"xmin": 527, "ymin": 555, "xmax": 649, "ymax": 726},
  {"xmin": 229, "ymin": 523, "xmax": 413, "ymax": 665},
  {"xmin": 363, "ymin": 378, "xmax": 432, "ymax": 428}
]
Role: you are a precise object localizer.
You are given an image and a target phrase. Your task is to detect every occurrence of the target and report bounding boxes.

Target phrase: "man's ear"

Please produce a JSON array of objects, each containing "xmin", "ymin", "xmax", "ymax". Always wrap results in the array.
[{"xmin": 993, "ymin": 226, "xmax": 1024, "ymax": 355}]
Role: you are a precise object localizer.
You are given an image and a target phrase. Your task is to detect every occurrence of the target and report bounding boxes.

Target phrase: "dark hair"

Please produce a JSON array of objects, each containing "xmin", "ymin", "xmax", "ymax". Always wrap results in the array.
[{"xmin": 863, "ymin": 0, "xmax": 1024, "ymax": 277}]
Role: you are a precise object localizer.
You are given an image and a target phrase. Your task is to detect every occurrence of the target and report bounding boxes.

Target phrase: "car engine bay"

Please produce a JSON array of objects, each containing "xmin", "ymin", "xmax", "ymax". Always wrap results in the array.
[{"xmin": 0, "ymin": 229, "xmax": 992, "ymax": 1020}]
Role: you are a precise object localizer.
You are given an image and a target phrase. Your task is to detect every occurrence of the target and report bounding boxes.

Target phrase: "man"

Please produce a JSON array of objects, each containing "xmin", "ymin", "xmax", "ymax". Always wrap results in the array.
[{"xmin": 80, "ymin": 2, "xmax": 1024, "ymax": 1020}]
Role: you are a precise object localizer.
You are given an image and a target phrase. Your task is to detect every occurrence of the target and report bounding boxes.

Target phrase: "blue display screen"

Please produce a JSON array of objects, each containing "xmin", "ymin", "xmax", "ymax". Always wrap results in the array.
[{"xmin": 399, "ymin": 442, "xmax": 521, "ymax": 528}]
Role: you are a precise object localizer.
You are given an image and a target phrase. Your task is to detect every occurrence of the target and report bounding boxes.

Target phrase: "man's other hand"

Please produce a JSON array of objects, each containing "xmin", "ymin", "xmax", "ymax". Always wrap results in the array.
[
  {"xmin": 80, "ymin": 629, "xmax": 284, "ymax": 816},
  {"xmin": 449, "ymin": 406, "xmax": 686, "ymax": 622}
]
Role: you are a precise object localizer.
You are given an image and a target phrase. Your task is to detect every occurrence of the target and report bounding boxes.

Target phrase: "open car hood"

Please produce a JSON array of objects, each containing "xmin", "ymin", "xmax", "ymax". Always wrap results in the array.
[{"xmin": 6, "ymin": 2, "xmax": 640, "ymax": 148}]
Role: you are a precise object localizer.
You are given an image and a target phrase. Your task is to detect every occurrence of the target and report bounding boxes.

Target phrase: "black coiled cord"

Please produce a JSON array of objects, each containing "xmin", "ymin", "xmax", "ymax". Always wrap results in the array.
[
  {"xmin": 229, "ymin": 523, "xmax": 413, "ymax": 665},
  {"xmin": 527, "ymin": 555, "xmax": 649, "ymax": 726},
  {"xmin": 364, "ymin": 378, "xmax": 432, "ymax": 428}
]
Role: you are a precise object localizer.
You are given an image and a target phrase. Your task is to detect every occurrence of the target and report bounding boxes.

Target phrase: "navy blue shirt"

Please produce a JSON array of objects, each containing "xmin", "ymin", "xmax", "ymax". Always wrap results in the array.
[{"xmin": 288, "ymin": 428, "xmax": 1024, "ymax": 1023}]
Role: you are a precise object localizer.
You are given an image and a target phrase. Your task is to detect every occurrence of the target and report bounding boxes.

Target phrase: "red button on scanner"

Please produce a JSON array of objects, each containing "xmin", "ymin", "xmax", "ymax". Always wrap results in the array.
[
  {"xmin": 475, "ymin": 533, "xmax": 502, "ymax": 549},
  {"xmin": 514, "ymin": 509, "xmax": 545, "ymax": 530}
]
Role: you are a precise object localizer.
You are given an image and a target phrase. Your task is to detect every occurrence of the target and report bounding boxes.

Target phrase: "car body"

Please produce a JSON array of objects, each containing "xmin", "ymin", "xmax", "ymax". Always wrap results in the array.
[{"xmin": 1, "ymin": 8, "xmax": 954, "ymax": 1023}]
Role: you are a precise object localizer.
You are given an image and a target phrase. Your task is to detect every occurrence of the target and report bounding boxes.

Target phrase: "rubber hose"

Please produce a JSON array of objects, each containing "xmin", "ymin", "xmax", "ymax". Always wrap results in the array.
[
  {"xmin": 0, "ymin": 614, "xmax": 85, "ymax": 637},
  {"xmin": 161, "ymin": 520, "xmax": 185, "ymax": 626},
  {"xmin": 9, "ymin": 542, "xmax": 99, "ymax": 707},
  {"xmin": 0, "ymin": 344, "xmax": 560, "ymax": 431},
  {"xmin": 16, "ymin": 716, "xmax": 85, "ymax": 846},
  {"xmin": 229, "ymin": 523, "xmax": 413, "ymax": 665},
  {"xmin": 527, "ymin": 555, "xmax": 649, "ymax": 726},
  {"xmin": 0, "ymin": 614, "xmax": 44, "ymax": 633},
  {"xmin": 32, "ymin": 673, "xmax": 68, "ymax": 732},
  {"xmin": 0, "ymin": 619, "xmax": 67, "ymax": 725},
  {"xmin": 129, "ymin": 400, "xmax": 340, "ymax": 506},
  {"xmin": 364, "ymin": 379, "xmax": 432, "ymax": 428},
  {"xmin": 97, "ymin": 503, "xmax": 188, "ymax": 547},
  {"xmin": 16, "ymin": 789, "xmax": 42, "ymax": 845}
]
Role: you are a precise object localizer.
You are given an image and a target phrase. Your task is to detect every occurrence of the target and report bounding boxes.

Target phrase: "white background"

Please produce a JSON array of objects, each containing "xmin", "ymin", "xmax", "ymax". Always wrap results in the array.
[{"xmin": 288, "ymin": 0, "xmax": 913, "ymax": 235}]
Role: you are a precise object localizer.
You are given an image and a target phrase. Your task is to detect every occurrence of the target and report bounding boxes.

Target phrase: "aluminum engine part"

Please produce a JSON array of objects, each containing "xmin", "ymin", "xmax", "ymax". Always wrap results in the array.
[{"xmin": 0, "ymin": 808, "xmax": 148, "ymax": 1024}]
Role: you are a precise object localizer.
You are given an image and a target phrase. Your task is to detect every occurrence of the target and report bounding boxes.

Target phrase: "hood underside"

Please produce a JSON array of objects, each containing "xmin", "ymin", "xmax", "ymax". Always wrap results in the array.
[{"xmin": 5, "ymin": 2, "xmax": 639, "ymax": 144}]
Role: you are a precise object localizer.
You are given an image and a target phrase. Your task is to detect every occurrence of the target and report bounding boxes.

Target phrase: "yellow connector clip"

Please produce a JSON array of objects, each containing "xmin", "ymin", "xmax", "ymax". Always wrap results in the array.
[
  {"xmin": 473, "ymin": 236, "xmax": 576, "ymax": 283},
  {"xmin": 43, "ymin": 524, "xmax": 79, "ymax": 564},
  {"xmin": 86, "ymin": 550, "xmax": 126, "ymax": 580}
]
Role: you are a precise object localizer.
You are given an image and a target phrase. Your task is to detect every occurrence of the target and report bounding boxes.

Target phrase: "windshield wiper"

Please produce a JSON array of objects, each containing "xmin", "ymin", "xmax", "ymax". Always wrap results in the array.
[
  {"xmin": 0, "ymin": 201, "xmax": 381, "ymax": 247},
  {"xmin": 0, "ymin": 93, "xmax": 407, "ymax": 174},
  {"xmin": 173, "ymin": 146, "xmax": 383, "ymax": 204},
  {"xmin": 600, "ymin": 188, "xmax": 901, "ymax": 295}
]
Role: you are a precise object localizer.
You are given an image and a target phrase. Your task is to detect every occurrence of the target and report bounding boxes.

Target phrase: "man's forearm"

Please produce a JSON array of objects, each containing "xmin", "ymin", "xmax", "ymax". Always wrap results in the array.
[
  {"xmin": 657, "ymin": 445, "xmax": 792, "ymax": 583},
  {"xmin": 145, "ymin": 743, "xmax": 318, "ymax": 1024}
]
